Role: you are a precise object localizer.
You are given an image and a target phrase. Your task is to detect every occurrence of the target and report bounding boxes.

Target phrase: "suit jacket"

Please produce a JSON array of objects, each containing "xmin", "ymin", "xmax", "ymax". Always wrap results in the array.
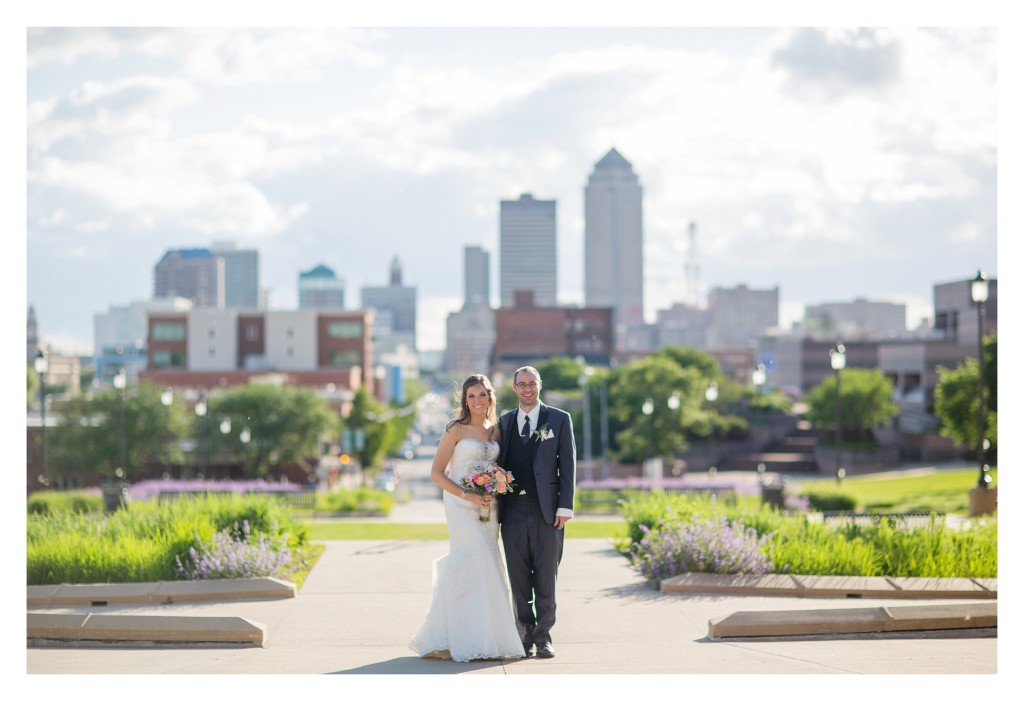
[{"xmin": 498, "ymin": 403, "xmax": 576, "ymax": 525}]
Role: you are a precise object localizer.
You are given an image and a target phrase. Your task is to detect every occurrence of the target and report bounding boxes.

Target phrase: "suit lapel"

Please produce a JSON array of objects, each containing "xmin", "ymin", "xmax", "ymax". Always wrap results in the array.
[{"xmin": 534, "ymin": 404, "xmax": 550, "ymax": 439}]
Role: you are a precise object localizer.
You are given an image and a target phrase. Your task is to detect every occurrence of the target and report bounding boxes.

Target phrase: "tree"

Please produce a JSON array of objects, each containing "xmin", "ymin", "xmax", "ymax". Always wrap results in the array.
[
  {"xmin": 27, "ymin": 366, "xmax": 39, "ymax": 409},
  {"xmin": 340, "ymin": 388, "xmax": 414, "ymax": 470},
  {"xmin": 934, "ymin": 332, "xmax": 997, "ymax": 450},
  {"xmin": 803, "ymin": 368, "xmax": 899, "ymax": 442},
  {"xmin": 49, "ymin": 382, "xmax": 189, "ymax": 480},
  {"xmin": 530, "ymin": 356, "xmax": 585, "ymax": 392},
  {"xmin": 209, "ymin": 383, "xmax": 340, "ymax": 480},
  {"xmin": 656, "ymin": 346, "xmax": 720, "ymax": 381},
  {"xmin": 606, "ymin": 353, "xmax": 729, "ymax": 463}
]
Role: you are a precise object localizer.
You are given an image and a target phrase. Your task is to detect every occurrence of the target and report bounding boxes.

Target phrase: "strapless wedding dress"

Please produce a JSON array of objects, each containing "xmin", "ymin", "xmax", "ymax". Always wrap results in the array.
[{"xmin": 409, "ymin": 438, "xmax": 525, "ymax": 661}]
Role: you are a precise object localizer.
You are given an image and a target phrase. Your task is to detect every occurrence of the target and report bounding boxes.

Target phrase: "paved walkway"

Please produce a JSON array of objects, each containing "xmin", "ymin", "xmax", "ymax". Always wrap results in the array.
[{"xmin": 28, "ymin": 539, "xmax": 997, "ymax": 677}]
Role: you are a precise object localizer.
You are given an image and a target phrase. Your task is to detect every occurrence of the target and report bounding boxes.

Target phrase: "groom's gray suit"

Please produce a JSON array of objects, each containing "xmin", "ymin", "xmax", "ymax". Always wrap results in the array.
[{"xmin": 498, "ymin": 402, "xmax": 576, "ymax": 655}]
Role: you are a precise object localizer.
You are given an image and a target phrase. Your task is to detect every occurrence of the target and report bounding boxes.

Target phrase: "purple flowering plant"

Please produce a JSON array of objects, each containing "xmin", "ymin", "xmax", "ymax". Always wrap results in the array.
[
  {"xmin": 174, "ymin": 519, "xmax": 291, "ymax": 580},
  {"xmin": 630, "ymin": 515, "xmax": 775, "ymax": 587}
]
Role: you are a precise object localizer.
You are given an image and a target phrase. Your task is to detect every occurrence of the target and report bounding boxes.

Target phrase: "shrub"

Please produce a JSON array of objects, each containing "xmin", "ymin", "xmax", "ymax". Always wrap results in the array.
[
  {"xmin": 630, "ymin": 516, "xmax": 774, "ymax": 587},
  {"xmin": 174, "ymin": 519, "xmax": 291, "ymax": 580},
  {"xmin": 315, "ymin": 488, "xmax": 394, "ymax": 515},
  {"xmin": 807, "ymin": 491, "xmax": 858, "ymax": 512},
  {"xmin": 27, "ymin": 490, "xmax": 103, "ymax": 516}
]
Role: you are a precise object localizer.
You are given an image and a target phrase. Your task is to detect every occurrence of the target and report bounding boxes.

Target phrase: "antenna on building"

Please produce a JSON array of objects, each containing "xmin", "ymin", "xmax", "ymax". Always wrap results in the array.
[{"xmin": 684, "ymin": 221, "xmax": 701, "ymax": 307}]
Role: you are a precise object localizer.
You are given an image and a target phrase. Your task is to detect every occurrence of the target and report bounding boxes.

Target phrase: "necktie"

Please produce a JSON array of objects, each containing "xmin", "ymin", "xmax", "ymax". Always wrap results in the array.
[{"xmin": 521, "ymin": 414, "xmax": 530, "ymax": 442}]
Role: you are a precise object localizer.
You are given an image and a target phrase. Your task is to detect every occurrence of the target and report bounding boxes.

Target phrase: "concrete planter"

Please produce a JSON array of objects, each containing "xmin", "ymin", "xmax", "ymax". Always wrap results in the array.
[{"xmin": 968, "ymin": 486, "xmax": 997, "ymax": 516}]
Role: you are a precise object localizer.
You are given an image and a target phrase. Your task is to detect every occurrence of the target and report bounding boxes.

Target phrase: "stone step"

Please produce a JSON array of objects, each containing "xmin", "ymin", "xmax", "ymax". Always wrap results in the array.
[
  {"xmin": 661, "ymin": 572, "xmax": 998, "ymax": 599},
  {"xmin": 707, "ymin": 602, "xmax": 996, "ymax": 640},
  {"xmin": 27, "ymin": 612, "xmax": 267, "ymax": 647},
  {"xmin": 27, "ymin": 577, "xmax": 296, "ymax": 607}
]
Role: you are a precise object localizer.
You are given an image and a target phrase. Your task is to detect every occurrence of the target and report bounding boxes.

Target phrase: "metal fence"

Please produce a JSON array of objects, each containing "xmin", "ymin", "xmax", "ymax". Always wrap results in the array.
[{"xmin": 576, "ymin": 485, "xmax": 737, "ymax": 512}]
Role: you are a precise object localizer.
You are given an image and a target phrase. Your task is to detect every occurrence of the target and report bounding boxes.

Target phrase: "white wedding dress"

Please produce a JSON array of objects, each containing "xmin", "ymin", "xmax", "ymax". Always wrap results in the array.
[{"xmin": 410, "ymin": 438, "xmax": 525, "ymax": 662}]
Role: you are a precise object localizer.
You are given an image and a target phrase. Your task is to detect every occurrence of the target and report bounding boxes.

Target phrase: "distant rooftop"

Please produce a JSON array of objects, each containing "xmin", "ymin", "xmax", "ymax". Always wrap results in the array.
[
  {"xmin": 301, "ymin": 264, "xmax": 337, "ymax": 278},
  {"xmin": 162, "ymin": 248, "xmax": 213, "ymax": 260},
  {"xmin": 595, "ymin": 147, "xmax": 632, "ymax": 170}
]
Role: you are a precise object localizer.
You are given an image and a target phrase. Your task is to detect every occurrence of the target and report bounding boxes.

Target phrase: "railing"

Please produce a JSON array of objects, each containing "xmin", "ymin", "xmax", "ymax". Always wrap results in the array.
[
  {"xmin": 156, "ymin": 490, "xmax": 317, "ymax": 509},
  {"xmin": 576, "ymin": 484, "xmax": 737, "ymax": 512},
  {"xmin": 820, "ymin": 510, "xmax": 945, "ymax": 527}
]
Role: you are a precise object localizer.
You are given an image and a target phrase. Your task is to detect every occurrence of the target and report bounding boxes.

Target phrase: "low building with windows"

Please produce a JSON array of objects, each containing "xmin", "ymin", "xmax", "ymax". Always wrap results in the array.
[
  {"xmin": 142, "ymin": 308, "xmax": 374, "ymax": 392},
  {"xmin": 491, "ymin": 291, "xmax": 613, "ymax": 378}
]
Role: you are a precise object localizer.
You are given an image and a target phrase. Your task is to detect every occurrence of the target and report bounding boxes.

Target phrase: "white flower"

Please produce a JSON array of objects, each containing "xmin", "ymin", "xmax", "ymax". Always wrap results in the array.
[{"xmin": 534, "ymin": 426, "xmax": 554, "ymax": 442}]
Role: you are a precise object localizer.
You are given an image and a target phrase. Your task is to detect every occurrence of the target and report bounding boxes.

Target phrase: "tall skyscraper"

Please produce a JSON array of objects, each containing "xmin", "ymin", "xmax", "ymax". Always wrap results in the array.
[
  {"xmin": 447, "ymin": 246, "xmax": 495, "ymax": 374},
  {"xmin": 299, "ymin": 264, "xmax": 346, "ymax": 308},
  {"xmin": 499, "ymin": 193, "xmax": 557, "ymax": 307},
  {"xmin": 361, "ymin": 256, "xmax": 417, "ymax": 353},
  {"xmin": 464, "ymin": 246, "xmax": 490, "ymax": 308},
  {"xmin": 584, "ymin": 148, "xmax": 644, "ymax": 334},
  {"xmin": 153, "ymin": 248, "xmax": 225, "ymax": 307},
  {"xmin": 211, "ymin": 242, "xmax": 261, "ymax": 309}
]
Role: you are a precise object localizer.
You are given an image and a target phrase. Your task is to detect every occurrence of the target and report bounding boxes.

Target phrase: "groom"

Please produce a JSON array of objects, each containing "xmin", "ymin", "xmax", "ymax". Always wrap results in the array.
[{"xmin": 498, "ymin": 365, "xmax": 576, "ymax": 659}]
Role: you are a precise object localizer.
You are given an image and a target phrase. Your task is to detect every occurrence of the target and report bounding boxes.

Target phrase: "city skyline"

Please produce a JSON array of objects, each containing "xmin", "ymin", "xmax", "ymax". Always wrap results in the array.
[{"xmin": 24, "ymin": 25, "xmax": 998, "ymax": 354}]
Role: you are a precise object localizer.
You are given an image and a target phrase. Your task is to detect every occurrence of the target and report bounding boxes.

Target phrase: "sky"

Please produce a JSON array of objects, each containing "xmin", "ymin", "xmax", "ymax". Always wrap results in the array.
[{"xmin": 18, "ymin": 11, "xmax": 1004, "ymax": 358}]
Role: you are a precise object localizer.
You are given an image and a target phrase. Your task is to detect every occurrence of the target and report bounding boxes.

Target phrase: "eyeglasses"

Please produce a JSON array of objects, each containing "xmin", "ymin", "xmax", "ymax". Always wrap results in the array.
[{"xmin": 514, "ymin": 381, "xmax": 540, "ymax": 389}]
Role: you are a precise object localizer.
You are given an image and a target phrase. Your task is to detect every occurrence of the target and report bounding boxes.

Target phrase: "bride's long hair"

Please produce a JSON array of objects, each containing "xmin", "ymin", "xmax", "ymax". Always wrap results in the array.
[{"xmin": 446, "ymin": 374, "xmax": 497, "ymax": 432}]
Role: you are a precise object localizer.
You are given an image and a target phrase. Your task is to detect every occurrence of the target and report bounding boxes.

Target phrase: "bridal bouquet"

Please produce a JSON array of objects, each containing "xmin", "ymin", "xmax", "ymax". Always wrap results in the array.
[{"xmin": 460, "ymin": 461, "xmax": 516, "ymax": 522}]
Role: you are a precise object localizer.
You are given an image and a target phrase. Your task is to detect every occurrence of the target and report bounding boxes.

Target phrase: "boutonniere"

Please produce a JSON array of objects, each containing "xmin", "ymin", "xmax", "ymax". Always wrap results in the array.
[{"xmin": 534, "ymin": 426, "xmax": 554, "ymax": 442}]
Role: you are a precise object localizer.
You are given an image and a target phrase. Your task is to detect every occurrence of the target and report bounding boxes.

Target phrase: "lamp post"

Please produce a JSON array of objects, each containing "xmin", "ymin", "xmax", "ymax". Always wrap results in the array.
[
  {"xmin": 112, "ymin": 369, "xmax": 127, "ymax": 479},
  {"xmin": 829, "ymin": 342, "xmax": 846, "ymax": 484},
  {"xmin": 752, "ymin": 363, "xmax": 766, "ymax": 392},
  {"xmin": 638, "ymin": 395, "xmax": 655, "ymax": 463},
  {"xmin": 195, "ymin": 393, "xmax": 208, "ymax": 478},
  {"xmin": 971, "ymin": 270, "xmax": 991, "ymax": 489},
  {"xmin": 34, "ymin": 350, "xmax": 49, "ymax": 487},
  {"xmin": 160, "ymin": 388, "xmax": 173, "ymax": 478},
  {"xmin": 599, "ymin": 379, "xmax": 610, "ymax": 480},
  {"xmin": 705, "ymin": 382, "xmax": 718, "ymax": 476},
  {"xmin": 578, "ymin": 366, "xmax": 594, "ymax": 481}
]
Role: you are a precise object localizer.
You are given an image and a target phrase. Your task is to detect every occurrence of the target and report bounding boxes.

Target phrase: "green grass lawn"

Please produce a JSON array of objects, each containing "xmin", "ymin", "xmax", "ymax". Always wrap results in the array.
[
  {"xmin": 795, "ymin": 467, "xmax": 998, "ymax": 514},
  {"xmin": 306, "ymin": 519, "xmax": 627, "ymax": 541}
]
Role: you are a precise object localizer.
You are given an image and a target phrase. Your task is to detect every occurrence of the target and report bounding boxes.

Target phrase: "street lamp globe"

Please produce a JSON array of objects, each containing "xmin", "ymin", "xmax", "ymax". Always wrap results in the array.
[
  {"xmin": 829, "ymin": 343, "xmax": 846, "ymax": 372},
  {"xmin": 704, "ymin": 382, "xmax": 718, "ymax": 403},
  {"xmin": 194, "ymin": 400, "xmax": 207, "ymax": 417},
  {"xmin": 219, "ymin": 417, "xmax": 232, "ymax": 435},
  {"xmin": 113, "ymin": 370, "xmax": 127, "ymax": 390},
  {"xmin": 641, "ymin": 398, "xmax": 654, "ymax": 416},
  {"xmin": 240, "ymin": 427, "xmax": 252, "ymax": 444},
  {"xmin": 161, "ymin": 388, "xmax": 173, "ymax": 407},
  {"xmin": 667, "ymin": 392, "xmax": 681, "ymax": 411},
  {"xmin": 752, "ymin": 363, "xmax": 766, "ymax": 388},
  {"xmin": 34, "ymin": 350, "xmax": 48, "ymax": 375},
  {"xmin": 971, "ymin": 270, "xmax": 989, "ymax": 305}
]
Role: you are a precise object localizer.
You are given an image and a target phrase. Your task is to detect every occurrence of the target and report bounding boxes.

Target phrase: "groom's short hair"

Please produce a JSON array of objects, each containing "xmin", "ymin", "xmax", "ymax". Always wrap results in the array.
[{"xmin": 513, "ymin": 366, "xmax": 541, "ymax": 385}]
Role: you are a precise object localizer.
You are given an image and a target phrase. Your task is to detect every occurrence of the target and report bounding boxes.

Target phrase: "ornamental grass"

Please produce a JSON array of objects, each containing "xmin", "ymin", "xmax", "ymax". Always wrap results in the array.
[{"xmin": 27, "ymin": 493, "xmax": 308, "ymax": 585}]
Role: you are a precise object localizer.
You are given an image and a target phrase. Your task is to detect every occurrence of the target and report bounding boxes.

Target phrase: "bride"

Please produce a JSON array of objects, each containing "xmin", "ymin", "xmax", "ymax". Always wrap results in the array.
[{"xmin": 409, "ymin": 374, "xmax": 525, "ymax": 662}]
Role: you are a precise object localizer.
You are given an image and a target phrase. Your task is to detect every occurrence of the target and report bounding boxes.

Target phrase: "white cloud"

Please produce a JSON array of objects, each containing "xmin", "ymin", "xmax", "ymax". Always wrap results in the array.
[
  {"xmin": 27, "ymin": 28, "xmax": 122, "ymax": 69},
  {"xmin": 24, "ymin": 27, "xmax": 998, "ymax": 357}
]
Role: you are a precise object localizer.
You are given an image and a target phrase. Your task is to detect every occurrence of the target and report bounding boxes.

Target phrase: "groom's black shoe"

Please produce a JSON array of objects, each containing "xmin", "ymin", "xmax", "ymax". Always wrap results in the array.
[
  {"xmin": 537, "ymin": 642, "xmax": 555, "ymax": 658},
  {"xmin": 523, "ymin": 644, "xmax": 536, "ymax": 658}
]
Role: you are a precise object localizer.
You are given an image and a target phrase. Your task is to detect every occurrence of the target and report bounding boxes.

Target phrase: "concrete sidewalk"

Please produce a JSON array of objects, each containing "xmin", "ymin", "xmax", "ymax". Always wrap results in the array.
[{"xmin": 27, "ymin": 538, "xmax": 997, "ymax": 674}]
